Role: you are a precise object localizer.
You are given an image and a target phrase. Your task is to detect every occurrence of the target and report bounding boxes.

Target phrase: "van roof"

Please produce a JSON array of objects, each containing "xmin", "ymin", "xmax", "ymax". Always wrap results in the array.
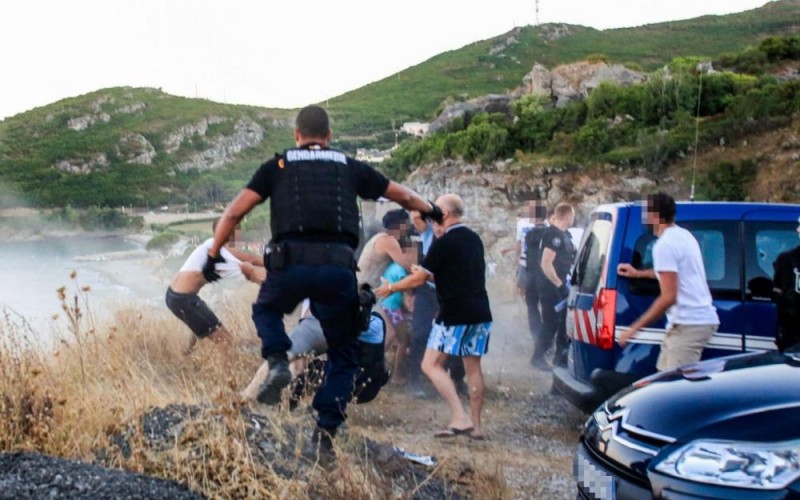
[
  {"xmin": 593, "ymin": 200, "xmax": 800, "ymax": 212},
  {"xmin": 591, "ymin": 201, "xmax": 800, "ymax": 223}
]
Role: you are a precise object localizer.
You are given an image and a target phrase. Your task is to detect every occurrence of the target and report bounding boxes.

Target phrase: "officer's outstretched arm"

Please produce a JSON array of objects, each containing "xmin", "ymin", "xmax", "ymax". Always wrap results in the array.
[
  {"xmin": 210, "ymin": 189, "xmax": 262, "ymax": 257},
  {"xmin": 383, "ymin": 181, "xmax": 433, "ymax": 213}
]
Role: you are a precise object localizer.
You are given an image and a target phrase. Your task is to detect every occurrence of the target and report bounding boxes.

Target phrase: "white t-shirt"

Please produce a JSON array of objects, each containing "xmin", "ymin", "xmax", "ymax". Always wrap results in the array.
[
  {"xmin": 653, "ymin": 226, "xmax": 719, "ymax": 327},
  {"xmin": 179, "ymin": 238, "xmax": 243, "ymax": 279},
  {"xmin": 516, "ymin": 219, "xmax": 535, "ymax": 267}
]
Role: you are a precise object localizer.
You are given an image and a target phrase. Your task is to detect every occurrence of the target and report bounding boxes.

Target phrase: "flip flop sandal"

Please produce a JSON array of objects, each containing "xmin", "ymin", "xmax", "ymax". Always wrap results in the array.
[{"xmin": 434, "ymin": 427, "xmax": 473, "ymax": 438}]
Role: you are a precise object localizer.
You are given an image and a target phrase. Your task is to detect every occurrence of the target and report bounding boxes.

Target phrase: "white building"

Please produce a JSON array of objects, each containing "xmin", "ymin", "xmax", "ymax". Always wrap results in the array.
[
  {"xmin": 401, "ymin": 122, "xmax": 430, "ymax": 137},
  {"xmin": 356, "ymin": 148, "xmax": 391, "ymax": 163}
]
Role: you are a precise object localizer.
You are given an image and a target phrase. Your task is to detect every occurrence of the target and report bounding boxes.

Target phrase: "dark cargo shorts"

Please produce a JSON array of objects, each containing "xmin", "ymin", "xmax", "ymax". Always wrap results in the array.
[{"xmin": 165, "ymin": 287, "xmax": 221, "ymax": 338}]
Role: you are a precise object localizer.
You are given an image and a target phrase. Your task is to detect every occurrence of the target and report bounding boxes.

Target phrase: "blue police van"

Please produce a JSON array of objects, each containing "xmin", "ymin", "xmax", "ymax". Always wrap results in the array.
[{"xmin": 553, "ymin": 201, "xmax": 800, "ymax": 412}]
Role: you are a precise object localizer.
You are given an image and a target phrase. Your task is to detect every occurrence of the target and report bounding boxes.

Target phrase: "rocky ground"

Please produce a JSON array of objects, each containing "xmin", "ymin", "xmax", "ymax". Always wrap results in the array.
[
  {"xmin": 0, "ymin": 452, "xmax": 202, "ymax": 499},
  {"xmin": 349, "ymin": 291, "xmax": 586, "ymax": 498},
  {"xmin": 0, "ymin": 283, "xmax": 586, "ymax": 498}
]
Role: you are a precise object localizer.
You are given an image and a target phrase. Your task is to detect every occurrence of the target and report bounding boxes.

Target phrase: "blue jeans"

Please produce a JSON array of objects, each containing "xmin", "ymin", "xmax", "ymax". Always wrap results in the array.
[{"xmin": 252, "ymin": 263, "xmax": 359, "ymax": 430}]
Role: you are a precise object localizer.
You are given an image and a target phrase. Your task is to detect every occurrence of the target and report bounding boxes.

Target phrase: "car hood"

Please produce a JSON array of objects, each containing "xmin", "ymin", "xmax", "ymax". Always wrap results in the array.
[{"xmin": 605, "ymin": 351, "xmax": 800, "ymax": 442}]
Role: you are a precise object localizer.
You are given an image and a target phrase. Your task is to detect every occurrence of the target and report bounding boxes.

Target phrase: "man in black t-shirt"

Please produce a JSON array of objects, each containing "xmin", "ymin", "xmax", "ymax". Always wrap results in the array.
[
  {"xmin": 773, "ymin": 219, "xmax": 800, "ymax": 352},
  {"xmin": 376, "ymin": 194, "xmax": 491, "ymax": 440},
  {"xmin": 203, "ymin": 105, "xmax": 442, "ymax": 453},
  {"xmin": 532, "ymin": 202, "xmax": 576, "ymax": 370}
]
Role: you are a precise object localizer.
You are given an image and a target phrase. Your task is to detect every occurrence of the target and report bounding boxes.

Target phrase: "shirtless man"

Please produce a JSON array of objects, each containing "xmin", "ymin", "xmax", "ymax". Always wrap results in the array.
[
  {"xmin": 165, "ymin": 219, "xmax": 262, "ymax": 353},
  {"xmin": 356, "ymin": 209, "xmax": 416, "ymax": 288}
]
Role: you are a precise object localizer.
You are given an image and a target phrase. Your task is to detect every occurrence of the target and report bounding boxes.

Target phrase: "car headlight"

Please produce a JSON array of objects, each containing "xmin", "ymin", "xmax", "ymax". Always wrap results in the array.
[{"xmin": 654, "ymin": 439, "xmax": 800, "ymax": 490}]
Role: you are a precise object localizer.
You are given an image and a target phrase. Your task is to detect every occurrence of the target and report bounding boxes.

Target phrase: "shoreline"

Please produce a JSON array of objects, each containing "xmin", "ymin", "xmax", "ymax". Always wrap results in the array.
[
  {"xmin": 0, "ymin": 210, "xmax": 216, "ymax": 243},
  {"xmin": 1, "ymin": 227, "xmax": 151, "ymax": 243}
]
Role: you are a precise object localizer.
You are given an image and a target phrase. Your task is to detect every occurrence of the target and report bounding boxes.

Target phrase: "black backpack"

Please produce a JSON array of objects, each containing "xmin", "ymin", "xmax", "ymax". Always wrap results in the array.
[
  {"xmin": 353, "ymin": 311, "xmax": 390, "ymax": 403},
  {"xmin": 524, "ymin": 224, "xmax": 547, "ymax": 276},
  {"xmin": 289, "ymin": 312, "xmax": 389, "ymax": 407}
]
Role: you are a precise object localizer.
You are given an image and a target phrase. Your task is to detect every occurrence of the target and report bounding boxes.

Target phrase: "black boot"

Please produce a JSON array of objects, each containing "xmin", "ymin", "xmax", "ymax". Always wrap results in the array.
[
  {"xmin": 311, "ymin": 426, "xmax": 336, "ymax": 467},
  {"xmin": 257, "ymin": 353, "xmax": 292, "ymax": 405}
]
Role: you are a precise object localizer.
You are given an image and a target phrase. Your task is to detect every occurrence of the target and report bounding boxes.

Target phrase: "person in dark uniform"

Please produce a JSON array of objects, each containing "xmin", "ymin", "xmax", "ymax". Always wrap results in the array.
[
  {"xmin": 522, "ymin": 200, "xmax": 548, "ymax": 364},
  {"xmin": 202, "ymin": 105, "xmax": 441, "ymax": 452},
  {"xmin": 532, "ymin": 202, "xmax": 576, "ymax": 370},
  {"xmin": 773, "ymin": 218, "xmax": 800, "ymax": 352}
]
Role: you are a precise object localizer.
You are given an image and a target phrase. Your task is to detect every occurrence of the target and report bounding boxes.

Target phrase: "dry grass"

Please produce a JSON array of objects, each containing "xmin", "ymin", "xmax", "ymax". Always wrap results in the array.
[{"xmin": 0, "ymin": 272, "xmax": 507, "ymax": 498}]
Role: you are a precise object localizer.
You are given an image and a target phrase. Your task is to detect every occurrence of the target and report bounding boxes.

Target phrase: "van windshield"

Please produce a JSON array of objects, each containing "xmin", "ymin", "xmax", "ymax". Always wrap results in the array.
[{"xmin": 573, "ymin": 215, "xmax": 613, "ymax": 293}]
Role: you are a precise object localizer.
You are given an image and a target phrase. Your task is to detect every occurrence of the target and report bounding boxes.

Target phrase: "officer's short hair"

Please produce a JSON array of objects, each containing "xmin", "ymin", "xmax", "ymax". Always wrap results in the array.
[
  {"xmin": 295, "ymin": 105, "xmax": 330, "ymax": 138},
  {"xmin": 554, "ymin": 202, "xmax": 574, "ymax": 220},
  {"xmin": 646, "ymin": 193, "xmax": 676, "ymax": 224}
]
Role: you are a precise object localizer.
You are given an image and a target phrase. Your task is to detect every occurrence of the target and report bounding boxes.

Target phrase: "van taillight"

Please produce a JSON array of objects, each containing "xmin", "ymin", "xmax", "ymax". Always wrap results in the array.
[{"xmin": 596, "ymin": 289, "xmax": 617, "ymax": 350}]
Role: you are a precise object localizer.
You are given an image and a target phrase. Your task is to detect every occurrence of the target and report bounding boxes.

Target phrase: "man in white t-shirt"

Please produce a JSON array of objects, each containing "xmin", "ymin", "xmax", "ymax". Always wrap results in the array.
[
  {"xmin": 166, "ymin": 219, "xmax": 262, "ymax": 354},
  {"xmin": 617, "ymin": 193, "xmax": 719, "ymax": 371}
]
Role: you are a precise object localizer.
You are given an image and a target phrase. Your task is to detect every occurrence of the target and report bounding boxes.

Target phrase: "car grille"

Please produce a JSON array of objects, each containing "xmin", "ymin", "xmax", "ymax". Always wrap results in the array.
[{"xmin": 582, "ymin": 402, "xmax": 675, "ymax": 486}]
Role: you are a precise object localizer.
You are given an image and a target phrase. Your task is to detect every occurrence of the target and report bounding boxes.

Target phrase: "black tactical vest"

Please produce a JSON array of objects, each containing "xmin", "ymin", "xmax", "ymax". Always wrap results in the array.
[{"xmin": 270, "ymin": 147, "xmax": 361, "ymax": 244}]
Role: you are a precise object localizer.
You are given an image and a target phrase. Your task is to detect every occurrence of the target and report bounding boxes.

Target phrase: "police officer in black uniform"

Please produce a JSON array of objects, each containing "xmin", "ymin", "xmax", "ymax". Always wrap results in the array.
[
  {"xmin": 532, "ymin": 202, "xmax": 576, "ymax": 370},
  {"xmin": 203, "ymin": 105, "xmax": 441, "ymax": 451},
  {"xmin": 773, "ymin": 218, "xmax": 800, "ymax": 352},
  {"xmin": 523, "ymin": 200, "xmax": 548, "ymax": 363}
]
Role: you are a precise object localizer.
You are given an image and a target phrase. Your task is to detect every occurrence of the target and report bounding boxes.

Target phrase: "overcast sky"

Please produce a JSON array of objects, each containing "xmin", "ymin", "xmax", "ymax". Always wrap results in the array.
[{"xmin": 0, "ymin": 0, "xmax": 773, "ymax": 120}]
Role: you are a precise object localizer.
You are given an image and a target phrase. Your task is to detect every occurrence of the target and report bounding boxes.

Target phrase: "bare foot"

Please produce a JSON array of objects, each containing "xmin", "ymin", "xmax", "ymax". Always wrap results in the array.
[
  {"xmin": 208, "ymin": 327, "xmax": 233, "ymax": 346},
  {"xmin": 468, "ymin": 428, "xmax": 486, "ymax": 440},
  {"xmin": 240, "ymin": 361, "xmax": 270, "ymax": 401},
  {"xmin": 183, "ymin": 334, "xmax": 198, "ymax": 355}
]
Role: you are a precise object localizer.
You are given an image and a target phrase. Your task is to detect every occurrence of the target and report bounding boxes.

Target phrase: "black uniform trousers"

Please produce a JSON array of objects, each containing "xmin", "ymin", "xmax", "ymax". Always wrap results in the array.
[
  {"xmin": 533, "ymin": 284, "xmax": 568, "ymax": 365},
  {"xmin": 524, "ymin": 271, "xmax": 543, "ymax": 343},
  {"xmin": 252, "ymin": 260, "xmax": 359, "ymax": 431}
]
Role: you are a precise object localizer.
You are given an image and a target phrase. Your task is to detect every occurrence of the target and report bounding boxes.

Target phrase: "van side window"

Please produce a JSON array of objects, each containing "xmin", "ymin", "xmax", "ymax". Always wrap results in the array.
[
  {"xmin": 630, "ymin": 235, "xmax": 659, "ymax": 296},
  {"xmin": 744, "ymin": 222, "xmax": 798, "ymax": 301},
  {"xmin": 631, "ymin": 221, "xmax": 740, "ymax": 299},
  {"xmin": 573, "ymin": 217, "xmax": 613, "ymax": 294},
  {"xmin": 688, "ymin": 229, "xmax": 726, "ymax": 281}
]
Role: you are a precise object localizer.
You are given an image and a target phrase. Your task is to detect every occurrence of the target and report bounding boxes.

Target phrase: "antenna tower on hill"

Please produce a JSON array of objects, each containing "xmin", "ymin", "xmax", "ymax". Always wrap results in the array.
[{"xmin": 535, "ymin": 0, "xmax": 540, "ymax": 26}]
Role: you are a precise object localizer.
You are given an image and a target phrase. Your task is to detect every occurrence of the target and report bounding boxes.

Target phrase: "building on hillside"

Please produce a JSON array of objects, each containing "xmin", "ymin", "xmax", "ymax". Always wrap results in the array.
[
  {"xmin": 401, "ymin": 122, "xmax": 430, "ymax": 137},
  {"xmin": 356, "ymin": 148, "xmax": 392, "ymax": 163}
]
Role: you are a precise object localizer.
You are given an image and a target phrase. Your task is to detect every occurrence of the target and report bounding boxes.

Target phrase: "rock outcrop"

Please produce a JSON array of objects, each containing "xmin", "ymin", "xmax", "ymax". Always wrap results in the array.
[
  {"xmin": 521, "ymin": 61, "xmax": 647, "ymax": 107},
  {"xmin": 54, "ymin": 154, "xmax": 110, "ymax": 174},
  {"xmin": 428, "ymin": 94, "xmax": 512, "ymax": 134},
  {"xmin": 174, "ymin": 117, "xmax": 264, "ymax": 171},
  {"xmin": 406, "ymin": 158, "xmax": 659, "ymax": 274},
  {"xmin": 67, "ymin": 113, "xmax": 111, "ymax": 131},
  {"xmin": 117, "ymin": 133, "xmax": 157, "ymax": 165},
  {"xmin": 162, "ymin": 116, "xmax": 228, "ymax": 154},
  {"xmin": 429, "ymin": 60, "xmax": 647, "ymax": 133}
]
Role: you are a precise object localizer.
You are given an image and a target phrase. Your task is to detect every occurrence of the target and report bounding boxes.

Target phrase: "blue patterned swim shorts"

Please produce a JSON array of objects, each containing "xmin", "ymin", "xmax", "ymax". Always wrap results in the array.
[{"xmin": 427, "ymin": 321, "xmax": 491, "ymax": 357}]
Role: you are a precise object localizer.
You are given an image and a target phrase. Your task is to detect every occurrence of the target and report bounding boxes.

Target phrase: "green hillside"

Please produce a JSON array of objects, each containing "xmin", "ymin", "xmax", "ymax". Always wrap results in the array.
[
  {"xmin": 0, "ymin": 0, "xmax": 798, "ymax": 210},
  {"xmin": 0, "ymin": 87, "xmax": 295, "ymax": 208},
  {"xmin": 327, "ymin": 0, "xmax": 800, "ymax": 139}
]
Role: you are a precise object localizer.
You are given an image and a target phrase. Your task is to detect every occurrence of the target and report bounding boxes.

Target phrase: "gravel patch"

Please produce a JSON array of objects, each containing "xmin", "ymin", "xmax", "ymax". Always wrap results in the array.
[
  {"xmin": 0, "ymin": 451, "xmax": 202, "ymax": 499},
  {"xmin": 105, "ymin": 403, "xmax": 463, "ymax": 499}
]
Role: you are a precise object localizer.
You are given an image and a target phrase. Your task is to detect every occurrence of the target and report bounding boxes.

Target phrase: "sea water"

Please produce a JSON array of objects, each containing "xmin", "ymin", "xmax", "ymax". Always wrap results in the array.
[{"xmin": 0, "ymin": 235, "xmax": 165, "ymax": 337}]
